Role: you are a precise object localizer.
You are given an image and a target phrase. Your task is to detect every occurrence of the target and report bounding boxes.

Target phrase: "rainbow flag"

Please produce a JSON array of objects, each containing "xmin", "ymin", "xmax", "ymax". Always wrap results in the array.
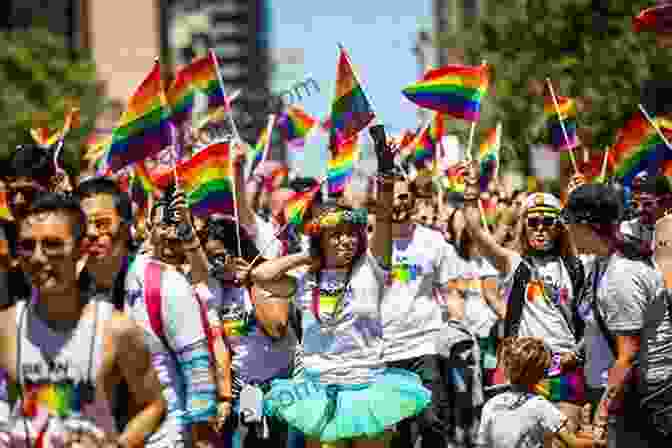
[
  {"xmin": 613, "ymin": 112, "xmax": 672, "ymax": 186},
  {"xmin": 0, "ymin": 189, "xmax": 12, "ymax": 221},
  {"xmin": 445, "ymin": 164, "xmax": 466, "ymax": 193},
  {"xmin": 30, "ymin": 106, "xmax": 80, "ymax": 147},
  {"xmin": 249, "ymin": 115, "xmax": 277, "ymax": 174},
  {"xmin": 107, "ymin": 62, "xmax": 173, "ymax": 172},
  {"xmin": 634, "ymin": 3, "xmax": 672, "ymax": 33},
  {"xmin": 411, "ymin": 125, "xmax": 435, "ymax": 171},
  {"xmin": 177, "ymin": 141, "xmax": 234, "ymax": 217},
  {"xmin": 172, "ymin": 52, "xmax": 226, "ymax": 111},
  {"xmin": 402, "ymin": 64, "xmax": 490, "ymax": 122},
  {"xmin": 328, "ymin": 136, "xmax": 359, "ymax": 195},
  {"xmin": 278, "ymin": 105, "xmax": 317, "ymax": 146},
  {"xmin": 284, "ymin": 183, "xmax": 322, "ymax": 227},
  {"xmin": 134, "ymin": 161, "xmax": 160, "ymax": 198},
  {"xmin": 329, "ymin": 45, "xmax": 376, "ymax": 150},
  {"xmin": 480, "ymin": 197, "xmax": 498, "ymax": 226},
  {"xmin": 544, "ymin": 96, "xmax": 579, "ymax": 151},
  {"xmin": 478, "ymin": 123, "xmax": 501, "ymax": 192}
]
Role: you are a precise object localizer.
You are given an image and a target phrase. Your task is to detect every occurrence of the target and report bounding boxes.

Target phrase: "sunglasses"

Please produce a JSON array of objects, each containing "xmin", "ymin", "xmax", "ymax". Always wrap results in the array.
[{"xmin": 526, "ymin": 216, "xmax": 558, "ymax": 228}]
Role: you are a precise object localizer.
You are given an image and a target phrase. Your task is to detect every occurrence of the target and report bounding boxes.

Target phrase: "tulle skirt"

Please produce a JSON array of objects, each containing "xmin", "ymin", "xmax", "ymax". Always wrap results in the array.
[{"xmin": 263, "ymin": 368, "xmax": 431, "ymax": 442}]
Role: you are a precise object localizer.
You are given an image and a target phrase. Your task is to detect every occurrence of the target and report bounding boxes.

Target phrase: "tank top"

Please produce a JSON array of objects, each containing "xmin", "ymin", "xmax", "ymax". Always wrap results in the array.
[{"xmin": 8, "ymin": 297, "xmax": 117, "ymax": 447}]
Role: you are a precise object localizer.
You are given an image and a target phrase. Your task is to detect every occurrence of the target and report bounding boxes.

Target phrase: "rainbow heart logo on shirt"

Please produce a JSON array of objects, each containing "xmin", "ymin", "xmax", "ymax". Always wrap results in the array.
[{"xmin": 391, "ymin": 263, "xmax": 422, "ymax": 284}]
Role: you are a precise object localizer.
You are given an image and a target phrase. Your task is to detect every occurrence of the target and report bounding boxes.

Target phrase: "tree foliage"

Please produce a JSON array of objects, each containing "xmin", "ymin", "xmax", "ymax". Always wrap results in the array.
[
  {"xmin": 438, "ymin": 0, "xmax": 672, "ymax": 172},
  {"xmin": 0, "ymin": 28, "xmax": 105, "ymax": 174}
]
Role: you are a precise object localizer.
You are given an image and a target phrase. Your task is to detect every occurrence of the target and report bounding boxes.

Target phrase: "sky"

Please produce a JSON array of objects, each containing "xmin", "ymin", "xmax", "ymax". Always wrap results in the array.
[{"xmin": 268, "ymin": 1, "xmax": 433, "ymax": 177}]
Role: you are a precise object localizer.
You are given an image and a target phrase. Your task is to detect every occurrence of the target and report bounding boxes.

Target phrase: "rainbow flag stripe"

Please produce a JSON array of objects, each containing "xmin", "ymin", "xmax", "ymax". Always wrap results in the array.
[
  {"xmin": 613, "ymin": 112, "xmax": 672, "ymax": 185},
  {"xmin": 279, "ymin": 105, "xmax": 317, "ymax": 145},
  {"xmin": 412, "ymin": 126, "xmax": 435, "ymax": 171},
  {"xmin": 285, "ymin": 183, "xmax": 322, "ymax": 227},
  {"xmin": 329, "ymin": 46, "xmax": 376, "ymax": 149},
  {"xmin": 328, "ymin": 136, "xmax": 358, "ymax": 195},
  {"xmin": 21, "ymin": 382, "xmax": 88, "ymax": 418},
  {"xmin": 544, "ymin": 96, "xmax": 578, "ymax": 151},
  {"xmin": 480, "ymin": 197, "xmax": 498, "ymax": 226},
  {"xmin": 402, "ymin": 64, "xmax": 490, "ymax": 122},
  {"xmin": 534, "ymin": 365, "xmax": 586, "ymax": 402},
  {"xmin": 479, "ymin": 126, "xmax": 500, "ymax": 192},
  {"xmin": 107, "ymin": 62, "xmax": 173, "ymax": 172},
  {"xmin": 134, "ymin": 161, "xmax": 159, "ymax": 198},
  {"xmin": 178, "ymin": 141, "xmax": 234, "ymax": 217}
]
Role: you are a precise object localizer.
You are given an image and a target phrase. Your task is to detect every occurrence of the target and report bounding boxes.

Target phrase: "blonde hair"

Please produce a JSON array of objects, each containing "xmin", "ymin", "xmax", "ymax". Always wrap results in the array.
[{"xmin": 504, "ymin": 337, "xmax": 551, "ymax": 386}]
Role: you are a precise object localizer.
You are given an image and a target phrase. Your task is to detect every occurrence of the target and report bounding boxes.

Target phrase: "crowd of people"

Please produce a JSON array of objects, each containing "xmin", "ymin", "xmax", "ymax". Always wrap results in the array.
[{"xmin": 0, "ymin": 123, "xmax": 669, "ymax": 448}]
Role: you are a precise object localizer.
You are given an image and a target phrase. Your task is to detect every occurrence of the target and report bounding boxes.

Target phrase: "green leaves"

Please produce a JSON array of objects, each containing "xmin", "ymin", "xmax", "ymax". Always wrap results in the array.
[
  {"xmin": 0, "ymin": 28, "xmax": 105, "ymax": 175},
  {"xmin": 443, "ymin": 0, "xmax": 672, "ymax": 171}
]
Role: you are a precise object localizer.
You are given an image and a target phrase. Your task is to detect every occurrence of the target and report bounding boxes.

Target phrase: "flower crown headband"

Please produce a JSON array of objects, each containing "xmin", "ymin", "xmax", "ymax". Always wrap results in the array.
[{"xmin": 303, "ymin": 208, "xmax": 368, "ymax": 236}]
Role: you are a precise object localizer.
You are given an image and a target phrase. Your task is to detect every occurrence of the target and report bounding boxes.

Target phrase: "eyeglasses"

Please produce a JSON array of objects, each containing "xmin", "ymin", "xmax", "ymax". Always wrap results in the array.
[
  {"xmin": 16, "ymin": 238, "xmax": 73, "ymax": 258},
  {"xmin": 527, "ymin": 216, "xmax": 558, "ymax": 228},
  {"xmin": 327, "ymin": 231, "xmax": 357, "ymax": 243},
  {"xmin": 86, "ymin": 216, "xmax": 118, "ymax": 236}
]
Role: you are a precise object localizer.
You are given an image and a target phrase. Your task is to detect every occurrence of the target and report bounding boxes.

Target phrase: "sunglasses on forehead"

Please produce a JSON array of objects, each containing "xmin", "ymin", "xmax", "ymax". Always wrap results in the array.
[{"xmin": 526, "ymin": 216, "xmax": 559, "ymax": 228}]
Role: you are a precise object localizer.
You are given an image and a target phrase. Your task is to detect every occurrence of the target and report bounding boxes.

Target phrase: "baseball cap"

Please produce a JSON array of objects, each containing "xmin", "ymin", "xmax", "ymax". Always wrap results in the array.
[{"xmin": 561, "ymin": 183, "xmax": 623, "ymax": 225}]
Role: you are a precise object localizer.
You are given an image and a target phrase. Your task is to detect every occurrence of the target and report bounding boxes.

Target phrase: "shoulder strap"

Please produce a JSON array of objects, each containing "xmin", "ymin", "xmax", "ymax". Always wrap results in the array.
[
  {"xmin": 504, "ymin": 259, "xmax": 531, "ymax": 338},
  {"xmin": 144, "ymin": 261, "xmax": 173, "ymax": 351},
  {"xmin": 562, "ymin": 255, "xmax": 586, "ymax": 340},
  {"xmin": 591, "ymin": 261, "xmax": 618, "ymax": 357}
]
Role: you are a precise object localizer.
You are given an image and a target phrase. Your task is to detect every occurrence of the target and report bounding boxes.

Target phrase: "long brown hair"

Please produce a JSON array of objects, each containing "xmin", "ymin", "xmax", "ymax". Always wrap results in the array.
[{"xmin": 512, "ymin": 212, "xmax": 577, "ymax": 258}]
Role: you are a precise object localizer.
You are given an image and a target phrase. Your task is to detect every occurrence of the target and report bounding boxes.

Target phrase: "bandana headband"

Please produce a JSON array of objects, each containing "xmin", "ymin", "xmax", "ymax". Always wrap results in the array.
[{"xmin": 304, "ymin": 208, "xmax": 368, "ymax": 236}]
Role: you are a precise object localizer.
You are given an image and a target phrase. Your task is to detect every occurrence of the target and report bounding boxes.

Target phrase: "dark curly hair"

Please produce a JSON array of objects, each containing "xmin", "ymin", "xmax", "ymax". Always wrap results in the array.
[{"xmin": 204, "ymin": 216, "xmax": 263, "ymax": 266}]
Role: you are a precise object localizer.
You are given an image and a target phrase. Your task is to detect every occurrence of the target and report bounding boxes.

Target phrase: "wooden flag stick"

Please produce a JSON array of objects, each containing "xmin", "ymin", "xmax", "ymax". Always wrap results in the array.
[
  {"xmin": 545, "ymin": 78, "xmax": 579, "ymax": 173},
  {"xmin": 600, "ymin": 146, "xmax": 610, "ymax": 182},
  {"xmin": 639, "ymin": 103, "xmax": 672, "ymax": 151}
]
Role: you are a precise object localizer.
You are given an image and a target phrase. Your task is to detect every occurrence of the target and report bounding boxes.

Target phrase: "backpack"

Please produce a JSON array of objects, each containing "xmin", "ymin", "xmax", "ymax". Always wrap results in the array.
[
  {"xmin": 144, "ymin": 260, "xmax": 215, "ymax": 362},
  {"xmin": 504, "ymin": 255, "xmax": 585, "ymax": 341}
]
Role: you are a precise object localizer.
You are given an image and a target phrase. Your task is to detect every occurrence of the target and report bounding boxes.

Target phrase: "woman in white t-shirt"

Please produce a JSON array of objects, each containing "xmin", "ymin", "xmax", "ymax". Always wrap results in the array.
[
  {"xmin": 250, "ymin": 203, "xmax": 431, "ymax": 447},
  {"xmin": 449, "ymin": 208, "xmax": 501, "ymax": 384}
]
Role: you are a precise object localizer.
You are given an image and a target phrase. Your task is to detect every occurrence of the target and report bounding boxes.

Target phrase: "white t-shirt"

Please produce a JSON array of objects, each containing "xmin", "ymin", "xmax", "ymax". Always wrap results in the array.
[
  {"xmin": 500, "ymin": 255, "xmax": 576, "ymax": 354},
  {"xmin": 381, "ymin": 225, "xmax": 461, "ymax": 362},
  {"xmin": 459, "ymin": 256, "xmax": 499, "ymax": 338},
  {"xmin": 585, "ymin": 253, "xmax": 660, "ymax": 388},
  {"xmin": 294, "ymin": 254, "xmax": 387, "ymax": 384},
  {"xmin": 476, "ymin": 391, "xmax": 567, "ymax": 448}
]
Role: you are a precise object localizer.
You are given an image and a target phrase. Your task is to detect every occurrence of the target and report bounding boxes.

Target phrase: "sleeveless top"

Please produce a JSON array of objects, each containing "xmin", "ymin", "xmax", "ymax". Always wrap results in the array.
[{"xmin": 6, "ymin": 297, "xmax": 117, "ymax": 447}]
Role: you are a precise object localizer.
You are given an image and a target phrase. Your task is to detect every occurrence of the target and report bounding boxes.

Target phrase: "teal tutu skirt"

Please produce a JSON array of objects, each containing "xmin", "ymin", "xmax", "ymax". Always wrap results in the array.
[{"xmin": 263, "ymin": 368, "xmax": 431, "ymax": 442}]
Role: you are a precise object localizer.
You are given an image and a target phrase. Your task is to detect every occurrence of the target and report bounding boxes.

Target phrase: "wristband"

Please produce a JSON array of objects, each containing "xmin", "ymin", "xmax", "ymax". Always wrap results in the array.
[{"xmin": 219, "ymin": 396, "xmax": 234, "ymax": 403}]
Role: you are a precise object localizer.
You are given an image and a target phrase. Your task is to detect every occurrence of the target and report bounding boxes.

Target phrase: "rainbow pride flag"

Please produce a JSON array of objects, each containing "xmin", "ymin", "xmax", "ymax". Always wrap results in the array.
[
  {"xmin": 445, "ymin": 164, "xmax": 466, "ymax": 193},
  {"xmin": 0, "ymin": 189, "xmax": 12, "ymax": 221},
  {"xmin": 329, "ymin": 45, "xmax": 376, "ymax": 150},
  {"xmin": 478, "ymin": 124, "xmax": 501, "ymax": 192},
  {"xmin": 134, "ymin": 161, "xmax": 160, "ymax": 198},
  {"xmin": 612, "ymin": 112, "xmax": 672, "ymax": 186},
  {"xmin": 328, "ymin": 135, "xmax": 359, "ymax": 195},
  {"xmin": 284, "ymin": 183, "xmax": 322, "ymax": 227},
  {"xmin": 544, "ymin": 96, "xmax": 579, "ymax": 151},
  {"xmin": 411, "ymin": 125, "xmax": 435, "ymax": 171},
  {"xmin": 480, "ymin": 197, "xmax": 498, "ymax": 226},
  {"xmin": 402, "ymin": 64, "xmax": 490, "ymax": 122},
  {"xmin": 107, "ymin": 62, "xmax": 173, "ymax": 172},
  {"xmin": 278, "ymin": 105, "xmax": 317, "ymax": 146},
  {"xmin": 177, "ymin": 141, "xmax": 234, "ymax": 217},
  {"xmin": 30, "ymin": 106, "xmax": 80, "ymax": 147},
  {"xmin": 249, "ymin": 115, "xmax": 277, "ymax": 174}
]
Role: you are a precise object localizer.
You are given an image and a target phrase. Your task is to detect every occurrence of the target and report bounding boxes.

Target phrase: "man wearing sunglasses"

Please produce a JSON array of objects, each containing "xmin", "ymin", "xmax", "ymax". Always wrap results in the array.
[
  {"xmin": 0, "ymin": 192, "xmax": 165, "ymax": 447},
  {"xmin": 463, "ymin": 161, "xmax": 587, "ymax": 431},
  {"xmin": 124, "ymin": 186, "xmax": 219, "ymax": 447}
]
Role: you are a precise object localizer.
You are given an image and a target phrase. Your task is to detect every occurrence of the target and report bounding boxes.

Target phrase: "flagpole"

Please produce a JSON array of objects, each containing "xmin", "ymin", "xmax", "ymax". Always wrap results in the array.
[
  {"xmin": 545, "ymin": 78, "xmax": 579, "ymax": 173},
  {"xmin": 209, "ymin": 48, "xmax": 244, "ymax": 256},
  {"xmin": 209, "ymin": 48, "xmax": 243, "ymax": 144},
  {"xmin": 257, "ymin": 114, "xmax": 277, "ymax": 174},
  {"xmin": 600, "ymin": 146, "xmax": 610, "ymax": 182},
  {"xmin": 638, "ymin": 103, "xmax": 672, "ymax": 151}
]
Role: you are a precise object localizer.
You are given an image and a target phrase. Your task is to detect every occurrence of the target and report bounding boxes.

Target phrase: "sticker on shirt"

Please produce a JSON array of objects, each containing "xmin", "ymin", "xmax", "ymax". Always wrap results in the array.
[
  {"xmin": 526, "ymin": 280, "xmax": 568, "ymax": 306},
  {"xmin": 390, "ymin": 256, "xmax": 425, "ymax": 284},
  {"xmin": 220, "ymin": 304, "xmax": 255, "ymax": 337}
]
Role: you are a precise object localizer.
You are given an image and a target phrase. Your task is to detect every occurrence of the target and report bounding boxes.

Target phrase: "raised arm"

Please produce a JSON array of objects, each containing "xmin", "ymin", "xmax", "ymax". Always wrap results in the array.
[
  {"xmin": 369, "ymin": 125, "xmax": 394, "ymax": 268},
  {"xmin": 250, "ymin": 253, "xmax": 313, "ymax": 283},
  {"xmin": 233, "ymin": 141, "xmax": 257, "ymax": 231},
  {"xmin": 463, "ymin": 161, "xmax": 517, "ymax": 274}
]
